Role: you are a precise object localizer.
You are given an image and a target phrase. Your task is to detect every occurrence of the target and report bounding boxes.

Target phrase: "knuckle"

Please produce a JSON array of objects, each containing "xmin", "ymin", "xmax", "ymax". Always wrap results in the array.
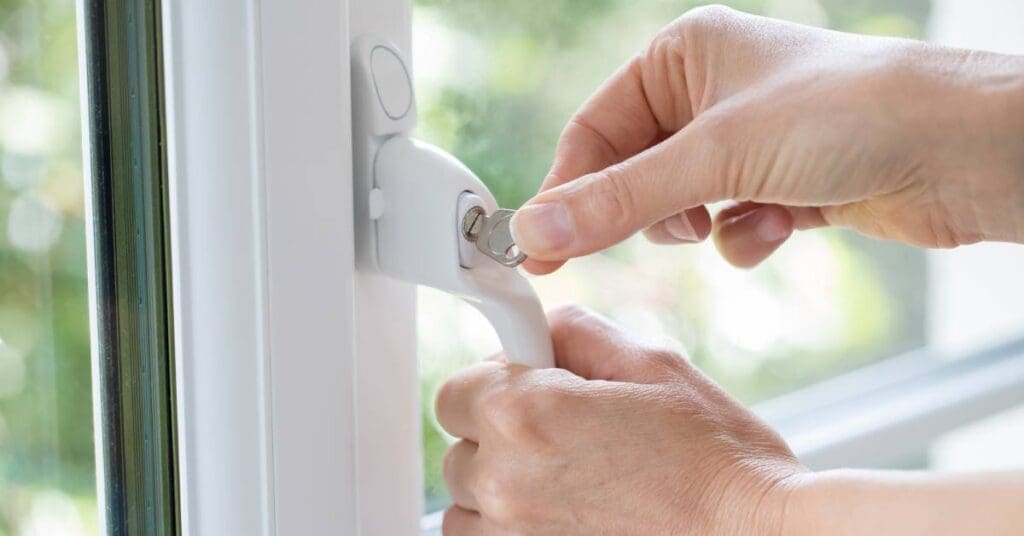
[
  {"xmin": 434, "ymin": 362, "xmax": 503, "ymax": 432},
  {"xmin": 528, "ymin": 380, "xmax": 571, "ymax": 416},
  {"xmin": 475, "ymin": 470, "xmax": 524, "ymax": 523},
  {"xmin": 587, "ymin": 164, "xmax": 639, "ymax": 229},
  {"xmin": 650, "ymin": 348, "xmax": 688, "ymax": 372},
  {"xmin": 485, "ymin": 376, "xmax": 572, "ymax": 443},
  {"xmin": 562, "ymin": 117, "xmax": 617, "ymax": 161},
  {"xmin": 481, "ymin": 369, "xmax": 580, "ymax": 444},
  {"xmin": 485, "ymin": 388, "xmax": 536, "ymax": 438},
  {"xmin": 441, "ymin": 442, "xmax": 461, "ymax": 483},
  {"xmin": 434, "ymin": 379, "xmax": 460, "ymax": 426},
  {"xmin": 435, "ymin": 378, "xmax": 455, "ymax": 410},
  {"xmin": 650, "ymin": 347, "xmax": 685, "ymax": 367},
  {"xmin": 640, "ymin": 345, "xmax": 692, "ymax": 380},
  {"xmin": 547, "ymin": 303, "xmax": 590, "ymax": 330},
  {"xmin": 678, "ymin": 4, "xmax": 737, "ymax": 34}
]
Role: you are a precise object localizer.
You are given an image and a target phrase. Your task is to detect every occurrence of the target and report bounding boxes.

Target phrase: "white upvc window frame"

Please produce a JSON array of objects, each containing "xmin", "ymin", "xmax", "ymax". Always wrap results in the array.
[
  {"xmin": 158, "ymin": 1, "xmax": 1024, "ymax": 535},
  {"xmin": 163, "ymin": 0, "xmax": 420, "ymax": 534}
]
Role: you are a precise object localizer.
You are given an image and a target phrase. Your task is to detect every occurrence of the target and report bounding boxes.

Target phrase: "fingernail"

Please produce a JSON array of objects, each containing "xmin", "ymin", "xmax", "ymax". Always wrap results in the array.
[
  {"xmin": 755, "ymin": 211, "xmax": 790, "ymax": 242},
  {"xmin": 511, "ymin": 203, "xmax": 575, "ymax": 254},
  {"xmin": 664, "ymin": 214, "xmax": 698, "ymax": 242}
]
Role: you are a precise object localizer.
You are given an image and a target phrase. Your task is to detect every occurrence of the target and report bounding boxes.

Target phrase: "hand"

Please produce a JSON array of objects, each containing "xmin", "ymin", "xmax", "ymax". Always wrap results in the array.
[
  {"xmin": 511, "ymin": 5, "xmax": 1024, "ymax": 272},
  {"xmin": 435, "ymin": 305, "xmax": 804, "ymax": 535}
]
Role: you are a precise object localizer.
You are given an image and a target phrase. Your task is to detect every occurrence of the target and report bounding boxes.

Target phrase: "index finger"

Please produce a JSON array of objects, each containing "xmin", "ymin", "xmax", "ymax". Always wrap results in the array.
[{"xmin": 523, "ymin": 46, "xmax": 694, "ymax": 274}]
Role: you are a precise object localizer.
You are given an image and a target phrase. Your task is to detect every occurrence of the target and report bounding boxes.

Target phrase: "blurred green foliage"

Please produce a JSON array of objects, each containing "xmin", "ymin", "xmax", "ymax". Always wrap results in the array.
[
  {"xmin": 414, "ymin": 0, "xmax": 932, "ymax": 511},
  {"xmin": 0, "ymin": 0, "xmax": 96, "ymax": 533}
]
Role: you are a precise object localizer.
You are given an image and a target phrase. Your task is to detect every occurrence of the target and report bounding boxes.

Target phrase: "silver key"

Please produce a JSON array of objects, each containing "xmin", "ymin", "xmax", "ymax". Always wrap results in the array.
[{"xmin": 461, "ymin": 206, "xmax": 527, "ymax": 267}]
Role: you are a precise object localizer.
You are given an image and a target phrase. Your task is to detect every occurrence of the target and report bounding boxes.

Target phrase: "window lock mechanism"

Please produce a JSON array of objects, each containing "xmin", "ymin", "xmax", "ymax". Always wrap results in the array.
[{"xmin": 351, "ymin": 35, "xmax": 554, "ymax": 368}]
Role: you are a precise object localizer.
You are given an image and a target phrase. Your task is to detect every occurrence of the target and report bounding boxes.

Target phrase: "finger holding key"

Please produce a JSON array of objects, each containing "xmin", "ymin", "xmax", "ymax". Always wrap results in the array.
[{"xmin": 514, "ymin": 6, "xmax": 1024, "ymax": 270}]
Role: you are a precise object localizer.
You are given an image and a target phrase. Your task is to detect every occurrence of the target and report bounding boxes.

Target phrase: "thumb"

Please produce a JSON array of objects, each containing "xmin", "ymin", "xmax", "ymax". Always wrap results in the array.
[
  {"xmin": 548, "ymin": 305, "xmax": 681, "ymax": 384},
  {"xmin": 512, "ymin": 124, "xmax": 728, "ymax": 261}
]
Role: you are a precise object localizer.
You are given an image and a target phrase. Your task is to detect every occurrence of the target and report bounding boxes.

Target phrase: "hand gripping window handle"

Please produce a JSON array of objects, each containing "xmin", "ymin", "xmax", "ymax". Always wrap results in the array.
[{"xmin": 352, "ymin": 36, "xmax": 554, "ymax": 369}]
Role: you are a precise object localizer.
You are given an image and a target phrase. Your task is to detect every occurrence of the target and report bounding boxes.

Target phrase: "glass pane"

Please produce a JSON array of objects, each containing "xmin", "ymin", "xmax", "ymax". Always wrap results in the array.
[
  {"xmin": 930, "ymin": 403, "xmax": 1024, "ymax": 472},
  {"xmin": 0, "ymin": 0, "xmax": 97, "ymax": 533},
  {"xmin": 415, "ymin": 0, "xmax": 934, "ymax": 511}
]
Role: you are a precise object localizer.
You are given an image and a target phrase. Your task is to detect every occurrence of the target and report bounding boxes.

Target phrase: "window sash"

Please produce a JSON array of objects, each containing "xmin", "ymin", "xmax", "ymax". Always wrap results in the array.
[
  {"xmin": 762, "ymin": 337, "xmax": 1024, "ymax": 470},
  {"xmin": 162, "ymin": 0, "xmax": 422, "ymax": 533}
]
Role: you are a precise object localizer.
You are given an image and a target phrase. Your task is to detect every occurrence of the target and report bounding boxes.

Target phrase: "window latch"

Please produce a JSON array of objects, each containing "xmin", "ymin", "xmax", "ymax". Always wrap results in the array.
[{"xmin": 351, "ymin": 36, "xmax": 554, "ymax": 368}]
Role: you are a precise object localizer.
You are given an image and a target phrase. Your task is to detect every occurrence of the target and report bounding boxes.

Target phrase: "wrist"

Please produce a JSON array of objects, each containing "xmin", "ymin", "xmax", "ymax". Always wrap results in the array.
[
  {"xmin": 778, "ymin": 470, "xmax": 874, "ymax": 536},
  {"xmin": 1005, "ymin": 66, "xmax": 1024, "ymax": 242},
  {"xmin": 716, "ymin": 463, "xmax": 807, "ymax": 536},
  {"xmin": 778, "ymin": 468, "xmax": 1024, "ymax": 536},
  {"xmin": 960, "ymin": 51, "xmax": 1024, "ymax": 243},
  {"xmin": 774, "ymin": 471, "xmax": 822, "ymax": 536},
  {"xmin": 777, "ymin": 469, "xmax": 921, "ymax": 536},
  {"xmin": 754, "ymin": 471, "xmax": 807, "ymax": 536}
]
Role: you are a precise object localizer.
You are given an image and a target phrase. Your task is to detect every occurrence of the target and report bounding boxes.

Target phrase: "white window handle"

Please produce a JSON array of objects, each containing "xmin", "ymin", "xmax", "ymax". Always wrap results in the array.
[{"xmin": 352, "ymin": 36, "xmax": 555, "ymax": 369}]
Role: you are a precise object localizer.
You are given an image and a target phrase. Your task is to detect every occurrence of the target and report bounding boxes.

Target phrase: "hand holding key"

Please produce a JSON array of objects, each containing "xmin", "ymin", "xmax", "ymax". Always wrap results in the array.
[
  {"xmin": 510, "ymin": 6, "xmax": 1024, "ymax": 273},
  {"xmin": 441, "ymin": 7, "xmax": 1024, "ymax": 536}
]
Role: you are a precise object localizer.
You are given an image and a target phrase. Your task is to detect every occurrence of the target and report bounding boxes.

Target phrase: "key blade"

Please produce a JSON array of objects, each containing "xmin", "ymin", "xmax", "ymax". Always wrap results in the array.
[{"xmin": 476, "ymin": 209, "xmax": 527, "ymax": 267}]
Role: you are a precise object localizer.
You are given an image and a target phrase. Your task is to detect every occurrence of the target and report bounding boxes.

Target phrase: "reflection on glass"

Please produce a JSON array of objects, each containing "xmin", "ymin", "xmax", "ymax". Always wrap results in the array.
[
  {"xmin": 414, "ymin": 0, "xmax": 932, "ymax": 511},
  {"xmin": 0, "ymin": 0, "xmax": 95, "ymax": 533}
]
